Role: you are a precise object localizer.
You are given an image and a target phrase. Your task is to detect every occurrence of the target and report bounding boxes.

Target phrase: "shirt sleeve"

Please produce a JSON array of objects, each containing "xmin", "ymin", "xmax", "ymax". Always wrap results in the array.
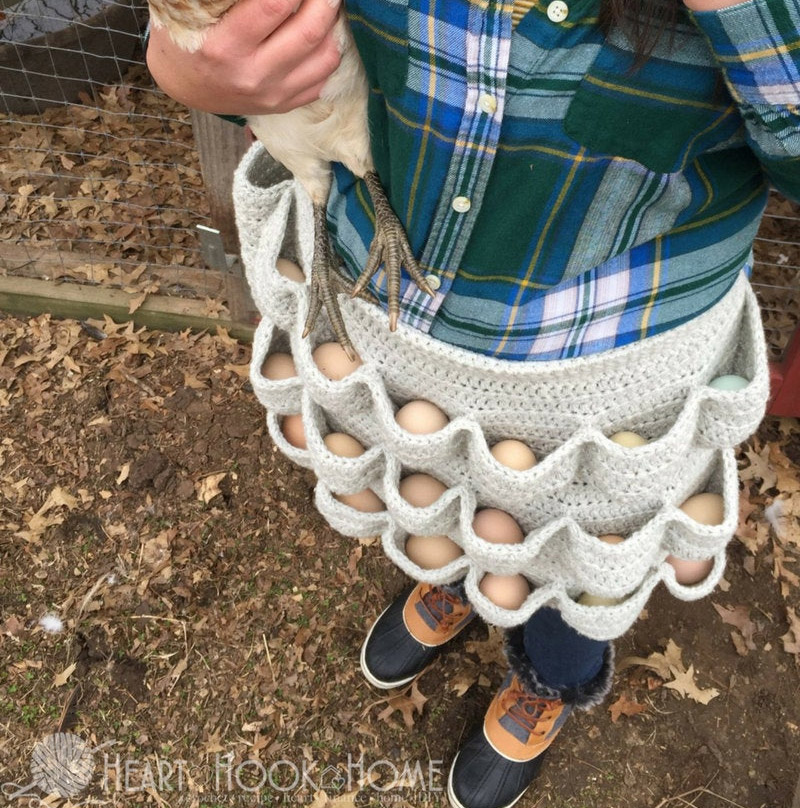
[{"xmin": 689, "ymin": 0, "xmax": 800, "ymax": 200}]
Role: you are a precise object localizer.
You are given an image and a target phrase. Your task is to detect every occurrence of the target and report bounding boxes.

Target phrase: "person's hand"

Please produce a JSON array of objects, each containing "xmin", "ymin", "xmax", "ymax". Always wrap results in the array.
[{"xmin": 146, "ymin": 0, "xmax": 343, "ymax": 115}]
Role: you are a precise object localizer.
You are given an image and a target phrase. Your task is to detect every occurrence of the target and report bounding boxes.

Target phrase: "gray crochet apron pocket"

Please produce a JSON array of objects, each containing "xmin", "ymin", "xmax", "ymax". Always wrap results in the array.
[
  {"xmin": 302, "ymin": 395, "xmax": 386, "ymax": 495},
  {"xmin": 250, "ymin": 321, "xmax": 302, "ymax": 414},
  {"xmin": 382, "ymin": 522, "xmax": 471, "ymax": 586},
  {"xmin": 234, "ymin": 144, "xmax": 769, "ymax": 642},
  {"xmin": 378, "ymin": 455, "xmax": 463, "ymax": 536},
  {"xmin": 315, "ymin": 481, "xmax": 388, "ymax": 538}
]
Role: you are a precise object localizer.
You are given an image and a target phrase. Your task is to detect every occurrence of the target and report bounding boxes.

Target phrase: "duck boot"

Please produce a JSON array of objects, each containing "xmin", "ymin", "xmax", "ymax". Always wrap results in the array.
[
  {"xmin": 447, "ymin": 625, "xmax": 614, "ymax": 808},
  {"xmin": 360, "ymin": 580, "xmax": 476, "ymax": 689}
]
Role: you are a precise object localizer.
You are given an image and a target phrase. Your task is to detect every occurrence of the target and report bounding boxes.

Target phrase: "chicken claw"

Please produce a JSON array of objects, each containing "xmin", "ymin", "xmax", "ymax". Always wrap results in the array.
[
  {"xmin": 302, "ymin": 202, "xmax": 375, "ymax": 362},
  {"xmin": 352, "ymin": 170, "xmax": 434, "ymax": 331}
]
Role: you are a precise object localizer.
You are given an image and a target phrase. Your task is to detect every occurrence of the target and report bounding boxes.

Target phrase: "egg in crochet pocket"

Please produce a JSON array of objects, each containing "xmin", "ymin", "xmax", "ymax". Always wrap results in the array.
[{"xmin": 235, "ymin": 145, "xmax": 770, "ymax": 641}]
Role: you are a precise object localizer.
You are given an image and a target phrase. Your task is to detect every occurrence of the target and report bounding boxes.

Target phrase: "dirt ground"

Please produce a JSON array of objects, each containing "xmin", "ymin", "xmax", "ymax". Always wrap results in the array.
[{"xmin": 0, "ymin": 311, "xmax": 799, "ymax": 808}]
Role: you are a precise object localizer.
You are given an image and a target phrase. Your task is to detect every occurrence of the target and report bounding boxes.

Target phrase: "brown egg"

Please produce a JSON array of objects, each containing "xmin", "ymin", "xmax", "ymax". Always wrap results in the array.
[
  {"xmin": 399, "ymin": 473, "xmax": 448, "ymax": 507},
  {"xmin": 335, "ymin": 489, "xmax": 384, "ymax": 512},
  {"xmin": 276, "ymin": 258, "xmax": 305, "ymax": 282},
  {"xmin": 405, "ymin": 534, "xmax": 463, "ymax": 568},
  {"xmin": 609, "ymin": 430, "xmax": 648, "ymax": 448},
  {"xmin": 666, "ymin": 555, "xmax": 714, "ymax": 585},
  {"xmin": 490, "ymin": 439, "xmax": 537, "ymax": 471},
  {"xmin": 281, "ymin": 414, "xmax": 306, "ymax": 449},
  {"xmin": 395, "ymin": 400, "xmax": 449, "ymax": 434},
  {"xmin": 578, "ymin": 592, "xmax": 622, "ymax": 606},
  {"xmin": 261, "ymin": 352, "xmax": 296, "ymax": 380},
  {"xmin": 598, "ymin": 534, "xmax": 625, "ymax": 545},
  {"xmin": 478, "ymin": 573, "xmax": 530, "ymax": 610},
  {"xmin": 312, "ymin": 342, "xmax": 362, "ymax": 380},
  {"xmin": 323, "ymin": 432, "xmax": 366, "ymax": 458},
  {"xmin": 679, "ymin": 493, "xmax": 725, "ymax": 525},
  {"xmin": 472, "ymin": 509, "xmax": 524, "ymax": 544}
]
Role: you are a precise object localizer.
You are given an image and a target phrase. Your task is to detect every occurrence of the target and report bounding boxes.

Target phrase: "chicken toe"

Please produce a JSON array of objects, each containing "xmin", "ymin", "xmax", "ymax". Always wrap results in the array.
[
  {"xmin": 352, "ymin": 170, "xmax": 434, "ymax": 331},
  {"xmin": 302, "ymin": 203, "xmax": 359, "ymax": 361}
]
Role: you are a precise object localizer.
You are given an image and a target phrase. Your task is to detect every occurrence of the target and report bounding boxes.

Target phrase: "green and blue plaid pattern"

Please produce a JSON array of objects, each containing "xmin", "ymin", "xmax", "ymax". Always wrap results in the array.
[{"xmin": 327, "ymin": 0, "xmax": 800, "ymax": 359}]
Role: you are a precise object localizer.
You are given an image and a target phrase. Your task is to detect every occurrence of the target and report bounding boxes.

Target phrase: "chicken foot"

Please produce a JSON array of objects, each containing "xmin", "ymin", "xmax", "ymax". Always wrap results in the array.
[
  {"xmin": 352, "ymin": 170, "xmax": 434, "ymax": 330},
  {"xmin": 302, "ymin": 172, "xmax": 433, "ymax": 359},
  {"xmin": 302, "ymin": 202, "xmax": 361, "ymax": 360}
]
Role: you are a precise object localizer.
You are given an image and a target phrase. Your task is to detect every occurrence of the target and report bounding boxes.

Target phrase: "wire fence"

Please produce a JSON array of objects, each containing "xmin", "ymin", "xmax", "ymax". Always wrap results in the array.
[
  {"xmin": 0, "ymin": 0, "xmax": 799, "ymax": 370},
  {"xmin": 0, "ymin": 0, "xmax": 223, "ymax": 304},
  {"xmin": 752, "ymin": 195, "xmax": 800, "ymax": 364}
]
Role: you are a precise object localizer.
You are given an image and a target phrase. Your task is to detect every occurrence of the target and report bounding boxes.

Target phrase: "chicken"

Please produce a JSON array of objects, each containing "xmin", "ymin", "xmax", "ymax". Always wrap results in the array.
[{"xmin": 147, "ymin": 0, "xmax": 433, "ymax": 359}]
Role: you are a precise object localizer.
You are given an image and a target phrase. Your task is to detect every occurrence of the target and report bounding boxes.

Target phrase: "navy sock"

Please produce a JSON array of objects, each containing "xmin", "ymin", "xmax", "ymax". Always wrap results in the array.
[{"xmin": 522, "ymin": 607, "xmax": 608, "ymax": 691}]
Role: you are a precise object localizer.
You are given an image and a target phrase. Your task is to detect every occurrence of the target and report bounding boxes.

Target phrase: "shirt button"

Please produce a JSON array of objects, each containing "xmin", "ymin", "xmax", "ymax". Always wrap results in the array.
[
  {"xmin": 452, "ymin": 196, "xmax": 471, "ymax": 213},
  {"xmin": 546, "ymin": 0, "xmax": 568, "ymax": 21},
  {"xmin": 425, "ymin": 274, "xmax": 441, "ymax": 292},
  {"xmin": 478, "ymin": 93, "xmax": 497, "ymax": 114}
]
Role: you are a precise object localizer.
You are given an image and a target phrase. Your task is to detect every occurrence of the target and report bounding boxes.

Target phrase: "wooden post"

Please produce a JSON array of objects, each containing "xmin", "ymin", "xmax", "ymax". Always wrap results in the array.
[
  {"xmin": 191, "ymin": 110, "xmax": 249, "ymax": 252},
  {"xmin": 191, "ymin": 111, "xmax": 259, "ymax": 328}
]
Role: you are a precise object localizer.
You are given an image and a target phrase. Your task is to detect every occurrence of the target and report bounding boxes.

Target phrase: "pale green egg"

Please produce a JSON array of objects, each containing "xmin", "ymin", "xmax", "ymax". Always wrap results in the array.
[{"xmin": 708, "ymin": 374, "xmax": 748, "ymax": 391}]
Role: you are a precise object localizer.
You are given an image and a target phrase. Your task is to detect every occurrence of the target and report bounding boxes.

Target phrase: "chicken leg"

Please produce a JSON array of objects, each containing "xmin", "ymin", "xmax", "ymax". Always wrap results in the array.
[{"xmin": 302, "ymin": 170, "xmax": 434, "ymax": 359}]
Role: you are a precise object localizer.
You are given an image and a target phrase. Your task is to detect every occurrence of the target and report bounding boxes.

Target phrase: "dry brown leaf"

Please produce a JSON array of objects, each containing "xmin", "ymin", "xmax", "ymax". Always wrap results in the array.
[
  {"xmin": 621, "ymin": 640, "xmax": 718, "ymax": 703},
  {"xmin": 197, "ymin": 472, "xmax": 226, "ymax": 504},
  {"xmin": 773, "ymin": 538, "xmax": 800, "ymax": 596},
  {"xmin": 736, "ymin": 492, "xmax": 764, "ymax": 553},
  {"xmin": 346, "ymin": 546, "xmax": 363, "ymax": 583},
  {"xmin": 16, "ymin": 486, "xmax": 80, "ymax": 543},
  {"xmin": 204, "ymin": 730, "xmax": 226, "ymax": 755},
  {"xmin": 141, "ymin": 529, "xmax": 174, "ymax": 569},
  {"xmin": 375, "ymin": 680, "xmax": 428, "ymax": 729},
  {"xmin": 782, "ymin": 607, "xmax": 800, "ymax": 659},
  {"xmin": 116, "ymin": 462, "xmax": 130, "ymax": 485},
  {"xmin": 618, "ymin": 638, "xmax": 682, "ymax": 681},
  {"xmin": 127, "ymin": 291, "xmax": 148, "ymax": 315},
  {"xmin": 608, "ymin": 691, "xmax": 648, "ymax": 723},
  {"xmin": 224, "ymin": 363, "xmax": 251, "ymax": 378},
  {"xmin": 153, "ymin": 656, "xmax": 188, "ymax": 696},
  {"xmin": 53, "ymin": 662, "xmax": 77, "ymax": 687},
  {"xmin": 740, "ymin": 443, "xmax": 778, "ymax": 493},
  {"xmin": 769, "ymin": 443, "xmax": 800, "ymax": 495},
  {"xmin": 712, "ymin": 602, "xmax": 757, "ymax": 654},
  {"xmin": 183, "ymin": 371, "xmax": 208, "ymax": 390},
  {"xmin": 2, "ymin": 615, "xmax": 25, "ymax": 637},
  {"xmin": 449, "ymin": 669, "xmax": 479, "ymax": 698},
  {"xmin": 663, "ymin": 664, "xmax": 719, "ymax": 704},
  {"xmin": 464, "ymin": 626, "xmax": 505, "ymax": 667}
]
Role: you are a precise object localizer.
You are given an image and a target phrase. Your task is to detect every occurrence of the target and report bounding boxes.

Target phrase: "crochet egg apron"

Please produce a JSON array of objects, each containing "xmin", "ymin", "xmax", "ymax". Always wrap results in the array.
[{"xmin": 234, "ymin": 144, "xmax": 770, "ymax": 642}]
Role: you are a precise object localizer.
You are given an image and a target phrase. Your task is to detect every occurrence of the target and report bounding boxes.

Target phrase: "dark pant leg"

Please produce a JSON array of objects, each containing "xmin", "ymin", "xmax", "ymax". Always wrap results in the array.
[{"xmin": 522, "ymin": 606, "xmax": 608, "ymax": 691}]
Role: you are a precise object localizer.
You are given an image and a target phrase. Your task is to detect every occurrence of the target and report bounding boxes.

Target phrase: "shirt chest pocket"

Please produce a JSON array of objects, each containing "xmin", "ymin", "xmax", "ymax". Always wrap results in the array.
[
  {"xmin": 562, "ymin": 29, "xmax": 739, "ymax": 174},
  {"xmin": 347, "ymin": 0, "xmax": 409, "ymax": 97}
]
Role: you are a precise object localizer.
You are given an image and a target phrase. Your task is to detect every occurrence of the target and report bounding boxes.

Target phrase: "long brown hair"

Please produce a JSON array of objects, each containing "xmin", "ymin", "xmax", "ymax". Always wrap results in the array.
[{"xmin": 598, "ymin": 0, "xmax": 679, "ymax": 65}]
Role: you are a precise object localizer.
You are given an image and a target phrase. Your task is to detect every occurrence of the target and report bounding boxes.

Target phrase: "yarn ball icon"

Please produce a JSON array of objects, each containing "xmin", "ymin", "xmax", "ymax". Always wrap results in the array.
[{"xmin": 29, "ymin": 733, "xmax": 95, "ymax": 798}]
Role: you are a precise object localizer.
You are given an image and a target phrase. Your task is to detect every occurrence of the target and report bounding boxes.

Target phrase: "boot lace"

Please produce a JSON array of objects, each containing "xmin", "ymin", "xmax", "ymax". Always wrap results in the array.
[
  {"xmin": 502, "ymin": 685, "xmax": 563, "ymax": 738},
  {"xmin": 420, "ymin": 586, "xmax": 471, "ymax": 630}
]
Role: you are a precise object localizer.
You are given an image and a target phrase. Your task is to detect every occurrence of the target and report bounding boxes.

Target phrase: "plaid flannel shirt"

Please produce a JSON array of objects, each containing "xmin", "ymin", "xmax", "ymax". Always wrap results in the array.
[{"xmin": 326, "ymin": 0, "xmax": 800, "ymax": 359}]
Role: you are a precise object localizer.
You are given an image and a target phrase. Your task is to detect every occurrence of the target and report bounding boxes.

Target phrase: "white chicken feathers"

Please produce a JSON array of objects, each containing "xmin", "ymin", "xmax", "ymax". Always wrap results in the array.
[{"xmin": 148, "ymin": 0, "xmax": 432, "ymax": 354}]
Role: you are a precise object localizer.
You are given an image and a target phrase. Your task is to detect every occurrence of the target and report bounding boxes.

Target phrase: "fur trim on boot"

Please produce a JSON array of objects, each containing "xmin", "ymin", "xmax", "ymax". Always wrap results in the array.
[
  {"xmin": 440, "ymin": 577, "xmax": 468, "ymax": 603},
  {"xmin": 504, "ymin": 625, "xmax": 614, "ymax": 710}
]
